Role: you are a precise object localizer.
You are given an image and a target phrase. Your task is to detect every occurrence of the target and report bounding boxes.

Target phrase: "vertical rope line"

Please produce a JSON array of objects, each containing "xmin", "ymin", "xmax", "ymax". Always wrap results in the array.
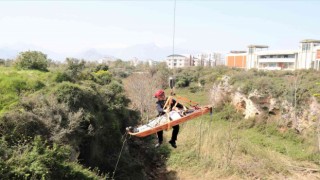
[
  {"xmin": 198, "ymin": 109, "xmax": 204, "ymax": 158},
  {"xmin": 172, "ymin": 0, "xmax": 176, "ymax": 57},
  {"xmin": 112, "ymin": 132, "xmax": 128, "ymax": 180}
]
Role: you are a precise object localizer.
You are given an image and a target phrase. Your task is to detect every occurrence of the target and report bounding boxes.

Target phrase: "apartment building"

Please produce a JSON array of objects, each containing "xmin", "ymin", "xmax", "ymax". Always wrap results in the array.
[
  {"xmin": 166, "ymin": 54, "xmax": 193, "ymax": 69},
  {"xmin": 166, "ymin": 52, "xmax": 222, "ymax": 69},
  {"xmin": 194, "ymin": 53, "xmax": 222, "ymax": 67},
  {"xmin": 257, "ymin": 50, "xmax": 297, "ymax": 70},
  {"xmin": 226, "ymin": 39, "xmax": 320, "ymax": 70},
  {"xmin": 315, "ymin": 47, "xmax": 320, "ymax": 70}
]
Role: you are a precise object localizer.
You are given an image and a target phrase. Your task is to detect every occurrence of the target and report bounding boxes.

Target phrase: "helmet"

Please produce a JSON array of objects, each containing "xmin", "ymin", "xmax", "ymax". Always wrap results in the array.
[{"xmin": 154, "ymin": 89, "xmax": 165, "ymax": 98}]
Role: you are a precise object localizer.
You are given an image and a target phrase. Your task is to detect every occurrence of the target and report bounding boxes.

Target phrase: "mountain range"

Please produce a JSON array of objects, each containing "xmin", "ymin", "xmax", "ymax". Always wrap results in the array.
[{"xmin": 0, "ymin": 43, "xmax": 199, "ymax": 62}]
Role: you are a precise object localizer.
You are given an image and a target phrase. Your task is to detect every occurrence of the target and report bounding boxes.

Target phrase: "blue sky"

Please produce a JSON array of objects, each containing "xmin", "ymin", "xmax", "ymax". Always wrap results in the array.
[{"xmin": 0, "ymin": 1, "xmax": 319, "ymax": 60}]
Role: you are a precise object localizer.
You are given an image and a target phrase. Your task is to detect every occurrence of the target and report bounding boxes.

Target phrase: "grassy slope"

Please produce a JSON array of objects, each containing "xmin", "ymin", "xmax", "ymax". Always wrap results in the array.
[
  {"xmin": 159, "ymin": 88, "xmax": 320, "ymax": 179},
  {"xmin": 0, "ymin": 67, "xmax": 105, "ymax": 179},
  {"xmin": 0, "ymin": 67, "xmax": 53, "ymax": 115},
  {"xmin": 2, "ymin": 67, "xmax": 319, "ymax": 179}
]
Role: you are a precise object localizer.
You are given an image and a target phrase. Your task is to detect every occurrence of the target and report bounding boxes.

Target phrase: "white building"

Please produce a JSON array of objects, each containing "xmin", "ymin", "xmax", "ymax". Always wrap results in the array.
[
  {"xmin": 226, "ymin": 39, "xmax": 320, "ymax": 70},
  {"xmin": 315, "ymin": 46, "xmax": 320, "ymax": 70},
  {"xmin": 166, "ymin": 54, "xmax": 193, "ymax": 69},
  {"xmin": 193, "ymin": 56, "xmax": 202, "ymax": 66},
  {"xmin": 194, "ymin": 52, "xmax": 222, "ymax": 67},
  {"xmin": 298, "ymin": 39, "xmax": 320, "ymax": 69},
  {"xmin": 256, "ymin": 50, "xmax": 298, "ymax": 70}
]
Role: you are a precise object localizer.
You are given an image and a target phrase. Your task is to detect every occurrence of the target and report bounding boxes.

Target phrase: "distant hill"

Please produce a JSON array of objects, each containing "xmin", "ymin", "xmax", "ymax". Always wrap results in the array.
[{"xmin": 0, "ymin": 43, "xmax": 199, "ymax": 61}]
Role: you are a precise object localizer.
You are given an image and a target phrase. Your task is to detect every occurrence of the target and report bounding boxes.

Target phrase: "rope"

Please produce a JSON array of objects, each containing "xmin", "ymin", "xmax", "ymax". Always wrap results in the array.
[
  {"xmin": 170, "ymin": 0, "xmax": 177, "ymax": 85},
  {"xmin": 172, "ymin": 0, "xmax": 176, "ymax": 57},
  {"xmin": 210, "ymin": 107, "xmax": 213, "ymax": 122},
  {"xmin": 198, "ymin": 108, "xmax": 204, "ymax": 158},
  {"xmin": 111, "ymin": 132, "xmax": 128, "ymax": 180}
]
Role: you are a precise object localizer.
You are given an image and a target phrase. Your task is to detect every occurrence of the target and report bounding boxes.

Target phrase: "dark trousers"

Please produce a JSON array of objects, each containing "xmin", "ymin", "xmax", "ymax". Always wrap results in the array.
[{"xmin": 157, "ymin": 125, "xmax": 179, "ymax": 143}]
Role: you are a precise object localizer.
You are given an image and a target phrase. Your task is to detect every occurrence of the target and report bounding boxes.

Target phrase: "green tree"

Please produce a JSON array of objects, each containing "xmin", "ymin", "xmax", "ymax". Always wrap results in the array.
[
  {"xmin": 15, "ymin": 51, "xmax": 49, "ymax": 71},
  {"xmin": 65, "ymin": 58, "xmax": 86, "ymax": 81},
  {"xmin": 0, "ymin": 59, "xmax": 5, "ymax": 66}
]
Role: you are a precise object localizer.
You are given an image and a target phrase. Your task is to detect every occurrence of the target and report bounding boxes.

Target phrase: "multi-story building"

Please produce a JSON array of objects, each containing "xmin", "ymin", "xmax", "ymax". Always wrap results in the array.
[
  {"xmin": 166, "ymin": 54, "xmax": 193, "ymax": 69},
  {"xmin": 298, "ymin": 39, "xmax": 320, "ymax": 69},
  {"xmin": 166, "ymin": 52, "xmax": 222, "ymax": 69},
  {"xmin": 256, "ymin": 50, "xmax": 298, "ymax": 70},
  {"xmin": 226, "ymin": 39, "xmax": 320, "ymax": 70},
  {"xmin": 194, "ymin": 52, "xmax": 222, "ymax": 67},
  {"xmin": 225, "ymin": 51, "xmax": 247, "ymax": 68},
  {"xmin": 316, "ymin": 47, "xmax": 320, "ymax": 70}
]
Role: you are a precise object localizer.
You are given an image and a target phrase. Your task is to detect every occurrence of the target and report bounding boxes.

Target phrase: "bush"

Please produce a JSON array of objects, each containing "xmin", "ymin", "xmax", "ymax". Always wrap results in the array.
[
  {"xmin": 176, "ymin": 76, "xmax": 190, "ymax": 87},
  {"xmin": 15, "ymin": 51, "xmax": 49, "ymax": 71},
  {"xmin": 94, "ymin": 70, "xmax": 112, "ymax": 85},
  {"xmin": 0, "ymin": 136, "xmax": 103, "ymax": 180},
  {"xmin": 0, "ymin": 59, "xmax": 5, "ymax": 66},
  {"xmin": 65, "ymin": 58, "xmax": 86, "ymax": 82},
  {"xmin": 94, "ymin": 64, "xmax": 109, "ymax": 72},
  {"xmin": 189, "ymin": 85, "xmax": 201, "ymax": 93},
  {"xmin": 55, "ymin": 72, "xmax": 72, "ymax": 82}
]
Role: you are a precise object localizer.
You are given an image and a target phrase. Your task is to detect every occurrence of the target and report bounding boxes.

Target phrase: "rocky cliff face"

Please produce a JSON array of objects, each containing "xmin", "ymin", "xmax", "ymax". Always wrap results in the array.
[{"xmin": 211, "ymin": 76, "xmax": 320, "ymax": 133}]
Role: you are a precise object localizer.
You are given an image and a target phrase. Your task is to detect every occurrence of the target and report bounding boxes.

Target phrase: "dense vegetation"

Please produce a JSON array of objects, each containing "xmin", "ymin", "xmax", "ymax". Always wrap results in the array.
[
  {"xmin": 0, "ymin": 55, "xmax": 147, "ymax": 179},
  {"xmin": 1, "ymin": 51, "xmax": 320, "ymax": 179}
]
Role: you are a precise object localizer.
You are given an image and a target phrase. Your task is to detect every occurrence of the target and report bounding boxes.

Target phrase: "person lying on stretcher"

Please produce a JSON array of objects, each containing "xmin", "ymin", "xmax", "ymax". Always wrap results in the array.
[
  {"xmin": 126, "ymin": 100, "xmax": 194, "ymax": 133},
  {"xmin": 126, "ymin": 109, "xmax": 192, "ymax": 133}
]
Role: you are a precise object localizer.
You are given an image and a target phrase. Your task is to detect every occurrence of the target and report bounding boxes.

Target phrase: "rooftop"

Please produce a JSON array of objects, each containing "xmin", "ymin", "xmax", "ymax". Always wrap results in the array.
[
  {"xmin": 255, "ymin": 50, "xmax": 298, "ymax": 55},
  {"xmin": 300, "ymin": 39, "xmax": 320, "ymax": 43},
  {"xmin": 229, "ymin": 51, "xmax": 247, "ymax": 54},
  {"xmin": 247, "ymin": 45, "xmax": 269, "ymax": 48},
  {"xmin": 167, "ymin": 54, "xmax": 187, "ymax": 58}
]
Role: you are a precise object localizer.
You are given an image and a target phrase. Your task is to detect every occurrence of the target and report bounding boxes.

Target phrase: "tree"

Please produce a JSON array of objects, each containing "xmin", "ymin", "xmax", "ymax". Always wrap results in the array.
[
  {"xmin": 124, "ymin": 73, "xmax": 160, "ymax": 122},
  {"xmin": 15, "ymin": 51, "xmax": 49, "ymax": 71},
  {"xmin": 0, "ymin": 59, "xmax": 5, "ymax": 66},
  {"xmin": 153, "ymin": 62, "xmax": 171, "ymax": 89},
  {"xmin": 66, "ymin": 58, "xmax": 86, "ymax": 81}
]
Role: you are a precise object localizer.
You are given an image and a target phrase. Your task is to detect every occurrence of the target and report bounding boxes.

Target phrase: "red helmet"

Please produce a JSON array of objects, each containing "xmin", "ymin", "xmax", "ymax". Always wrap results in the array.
[{"xmin": 154, "ymin": 89, "xmax": 165, "ymax": 98}]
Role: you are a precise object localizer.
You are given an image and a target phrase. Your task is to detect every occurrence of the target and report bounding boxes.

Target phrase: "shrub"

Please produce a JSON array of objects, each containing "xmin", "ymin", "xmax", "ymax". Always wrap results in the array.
[
  {"xmin": 94, "ymin": 64, "xmax": 109, "ymax": 72},
  {"xmin": 0, "ymin": 136, "xmax": 103, "ymax": 179},
  {"xmin": 65, "ymin": 58, "xmax": 86, "ymax": 82},
  {"xmin": 15, "ymin": 51, "xmax": 49, "ymax": 71},
  {"xmin": 55, "ymin": 72, "xmax": 72, "ymax": 82},
  {"xmin": 94, "ymin": 70, "xmax": 112, "ymax": 85},
  {"xmin": 189, "ymin": 85, "xmax": 201, "ymax": 93}
]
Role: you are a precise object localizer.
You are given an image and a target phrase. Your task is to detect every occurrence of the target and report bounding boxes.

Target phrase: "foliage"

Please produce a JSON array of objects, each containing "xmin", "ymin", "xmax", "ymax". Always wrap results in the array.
[
  {"xmin": 55, "ymin": 71, "xmax": 73, "ymax": 82},
  {"xmin": 226, "ymin": 69, "xmax": 320, "ymax": 106},
  {"xmin": 0, "ymin": 69, "xmax": 47, "ymax": 115},
  {"xmin": 2, "ymin": 61, "xmax": 320, "ymax": 179},
  {"xmin": 0, "ymin": 65, "xmax": 144, "ymax": 179},
  {"xmin": 64, "ymin": 58, "xmax": 86, "ymax": 82},
  {"xmin": 0, "ymin": 136, "xmax": 103, "ymax": 179},
  {"xmin": 14, "ymin": 51, "xmax": 49, "ymax": 71},
  {"xmin": 93, "ymin": 70, "xmax": 112, "ymax": 85},
  {"xmin": 124, "ymin": 73, "xmax": 159, "ymax": 122},
  {"xmin": 163, "ymin": 87, "xmax": 320, "ymax": 179},
  {"xmin": 152, "ymin": 62, "xmax": 171, "ymax": 89},
  {"xmin": 188, "ymin": 84, "xmax": 202, "ymax": 93},
  {"xmin": 94, "ymin": 64, "xmax": 109, "ymax": 72}
]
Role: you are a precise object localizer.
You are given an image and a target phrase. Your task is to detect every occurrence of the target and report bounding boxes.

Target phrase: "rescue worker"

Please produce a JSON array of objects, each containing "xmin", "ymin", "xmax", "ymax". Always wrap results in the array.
[{"xmin": 154, "ymin": 89, "xmax": 183, "ymax": 148}]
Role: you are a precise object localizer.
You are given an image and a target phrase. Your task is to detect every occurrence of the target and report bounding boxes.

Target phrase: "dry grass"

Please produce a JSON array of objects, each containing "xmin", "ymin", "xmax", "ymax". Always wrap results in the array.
[{"xmin": 161, "ymin": 107, "xmax": 320, "ymax": 179}]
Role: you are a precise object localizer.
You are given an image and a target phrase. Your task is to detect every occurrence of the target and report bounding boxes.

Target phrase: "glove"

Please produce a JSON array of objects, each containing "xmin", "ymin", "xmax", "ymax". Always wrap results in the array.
[{"xmin": 163, "ymin": 109, "xmax": 169, "ymax": 113}]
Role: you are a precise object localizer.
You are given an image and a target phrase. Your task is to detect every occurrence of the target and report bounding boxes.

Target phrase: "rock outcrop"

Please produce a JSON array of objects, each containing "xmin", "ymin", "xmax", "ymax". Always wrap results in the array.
[{"xmin": 211, "ymin": 75, "xmax": 320, "ymax": 133}]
